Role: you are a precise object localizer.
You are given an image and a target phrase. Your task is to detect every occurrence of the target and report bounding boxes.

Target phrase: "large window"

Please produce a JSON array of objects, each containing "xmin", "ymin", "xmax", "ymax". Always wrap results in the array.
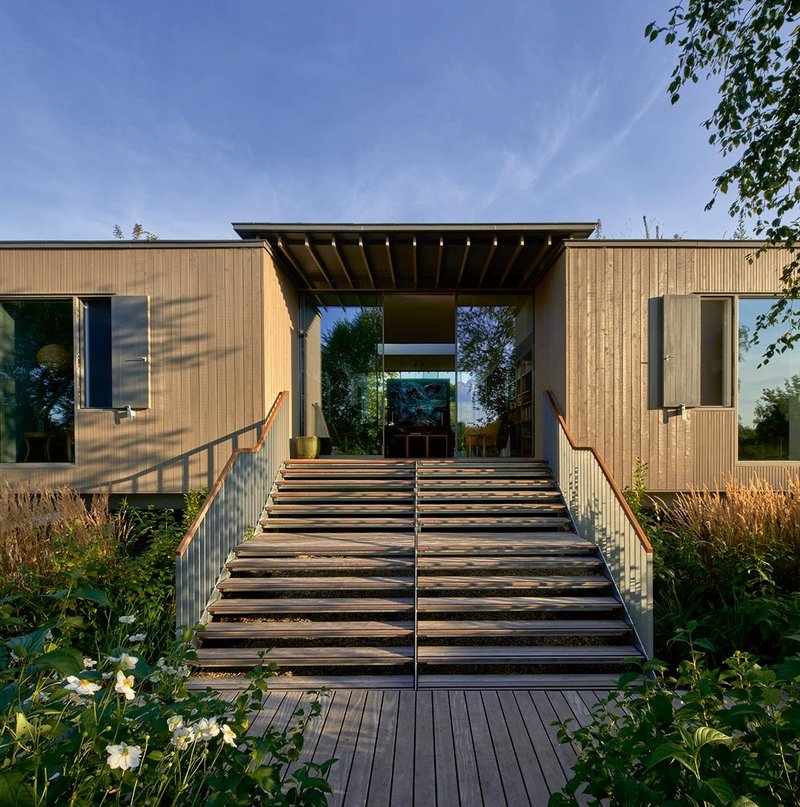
[
  {"xmin": 0, "ymin": 300, "xmax": 75, "ymax": 462},
  {"xmin": 738, "ymin": 298, "xmax": 800, "ymax": 460}
]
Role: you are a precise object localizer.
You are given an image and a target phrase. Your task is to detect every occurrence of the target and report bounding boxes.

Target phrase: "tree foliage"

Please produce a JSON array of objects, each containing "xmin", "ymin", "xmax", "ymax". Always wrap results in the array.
[{"xmin": 647, "ymin": 2, "xmax": 800, "ymax": 358}]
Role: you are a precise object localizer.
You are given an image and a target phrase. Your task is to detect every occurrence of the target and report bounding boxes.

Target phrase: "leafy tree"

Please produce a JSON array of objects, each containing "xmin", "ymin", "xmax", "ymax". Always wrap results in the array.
[
  {"xmin": 320, "ymin": 308, "xmax": 383, "ymax": 453},
  {"xmin": 457, "ymin": 306, "xmax": 515, "ymax": 444},
  {"xmin": 647, "ymin": 2, "xmax": 800, "ymax": 359},
  {"xmin": 113, "ymin": 223, "xmax": 159, "ymax": 241}
]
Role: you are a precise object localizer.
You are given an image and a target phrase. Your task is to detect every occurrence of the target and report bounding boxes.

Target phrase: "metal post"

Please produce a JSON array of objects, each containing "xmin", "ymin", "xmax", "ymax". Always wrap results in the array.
[{"xmin": 413, "ymin": 459, "xmax": 419, "ymax": 691}]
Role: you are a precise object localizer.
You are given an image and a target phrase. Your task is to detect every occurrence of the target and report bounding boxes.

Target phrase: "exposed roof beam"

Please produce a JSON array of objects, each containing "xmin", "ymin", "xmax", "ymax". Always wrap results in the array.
[
  {"xmin": 330, "ymin": 236, "xmax": 355, "ymax": 290},
  {"xmin": 412, "ymin": 236, "xmax": 418, "ymax": 288},
  {"xmin": 304, "ymin": 237, "xmax": 335, "ymax": 289},
  {"xmin": 276, "ymin": 236, "xmax": 313, "ymax": 288},
  {"xmin": 435, "ymin": 236, "xmax": 444, "ymax": 289},
  {"xmin": 477, "ymin": 236, "xmax": 498, "ymax": 287},
  {"xmin": 385, "ymin": 236, "xmax": 396, "ymax": 289},
  {"xmin": 519, "ymin": 236, "xmax": 553, "ymax": 287},
  {"xmin": 498, "ymin": 236, "xmax": 525, "ymax": 287},
  {"xmin": 358, "ymin": 236, "xmax": 376, "ymax": 290},
  {"xmin": 456, "ymin": 236, "xmax": 471, "ymax": 287}
]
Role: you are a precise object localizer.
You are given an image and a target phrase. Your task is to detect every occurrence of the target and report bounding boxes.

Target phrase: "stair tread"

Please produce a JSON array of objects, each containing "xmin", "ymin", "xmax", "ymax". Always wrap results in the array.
[
  {"xmin": 418, "ymin": 645, "xmax": 642, "ymax": 662},
  {"xmin": 417, "ymin": 674, "xmax": 626, "ymax": 690},
  {"xmin": 416, "ymin": 575, "xmax": 609, "ymax": 589},
  {"xmin": 209, "ymin": 597, "xmax": 415, "ymax": 613},
  {"xmin": 196, "ymin": 646, "xmax": 414, "ymax": 665},
  {"xmin": 419, "ymin": 517, "xmax": 571, "ymax": 526},
  {"xmin": 191, "ymin": 675, "xmax": 416, "ymax": 691},
  {"xmin": 272, "ymin": 492, "xmax": 415, "ymax": 501},
  {"xmin": 418, "ymin": 503, "xmax": 566, "ymax": 513},
  {"xmin": 202, "ymin": 620, "xmax": 414, "ymax": 637},
  {"xmin": 261, "ymin": 518, "xmax": 414, "ymax": 528},
  {"xmin": 418, "ymin": 556, "xmax": 601, "ymax": 568},
  {"xmin": 218, "ymin": 576, "xmax": 414, "ymax": 591},
  {"xmin": 417, "ymin": 619, "xmax": 632, "ymax": 636},
  {"xmin": 228, "ymin": 556, "xmax": 415, "ymax": 570},
  {"xmin": 417, "ymin": 596, "xmax": 622, "ymax": 612},
  {"xmin": 417, "ymin": 491, "xmax": 561, "ymax": 500},
  {"xmin": 266, "ymin": 504, "xmax": 415, "ymax": 513}
]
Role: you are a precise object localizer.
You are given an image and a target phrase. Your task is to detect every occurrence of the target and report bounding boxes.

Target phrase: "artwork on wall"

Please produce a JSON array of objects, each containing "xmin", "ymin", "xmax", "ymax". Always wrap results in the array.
[{"xmin": 386, "ymin": 379, "xmax": 450, "ymax": 427}]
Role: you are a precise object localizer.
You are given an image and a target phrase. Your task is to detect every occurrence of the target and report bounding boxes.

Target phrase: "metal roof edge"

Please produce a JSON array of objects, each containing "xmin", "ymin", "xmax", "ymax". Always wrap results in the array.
[{"xmin": 0, "ymin": 240, "xmax": 265, "ymax": 250}]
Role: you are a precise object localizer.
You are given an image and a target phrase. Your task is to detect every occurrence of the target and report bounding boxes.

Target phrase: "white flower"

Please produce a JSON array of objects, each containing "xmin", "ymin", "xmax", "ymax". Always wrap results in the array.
[
  {"xmin": 171, "ymin": 725, "xmax": 196, "ymax": 750},
  {"xmin": 64, "ymin": 676, "xmax": 101, "ymax": 696},
  {"xmin": 114, "ymin": 670, "xmax": 136, "ymax": 701},
  {"xmin": 192, "ymin": 717, "xmax": 220, "ymax": 741},
  {"xmin": 128, "ymin": 633, "xmax": 146, "ymax": 643},
  {"xmin": 108, "ymin": 652, "xmax": 138, "ymax": 670},
  {"xmin": 220, "ymin": 723, "xmax": 237, "ymax": 747},
  {"xmin": 118, "ymin": 615, "xmax": 136, "ymax": 625},
  {"xmin": 166, "ymin": 715, "xmax": 184, "ymax": 732},
  {"xmin": 83, "ymin": 657, "xmax": 97, "ymax": 669},
  {"xmin": 105, "ymin": 742, "xmax": 141, "ymax": 771},
  {"xmin": 102, "ymin": 671, "xmax": 114, "ymax": 680},
  {"xmin": 32, "ymin": 690, "xmax": 49, "ymax": 704}
]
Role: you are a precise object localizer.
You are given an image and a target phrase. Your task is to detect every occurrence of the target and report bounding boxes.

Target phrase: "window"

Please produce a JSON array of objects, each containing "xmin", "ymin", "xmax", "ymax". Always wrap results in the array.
[
  {"xmin": 0, "ymin": 299, "xmax": 75, "ymax": 462},
  {"xmin": 82, "ymin": 299, "xmax": 112, "ymax": 408},
  {"xmin": 738, "ymin": 298, "xmax": 800, "ymax": 460},
  {"xmin": 700, "ymin": 298, "xmax": 732, "ymax": 406}
]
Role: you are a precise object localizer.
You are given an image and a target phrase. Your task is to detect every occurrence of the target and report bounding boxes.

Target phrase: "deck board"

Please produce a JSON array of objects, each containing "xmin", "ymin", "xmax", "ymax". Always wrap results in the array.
[{"xmin": 246, "ymin": 687, "xmax": 610, "ymax": 805}]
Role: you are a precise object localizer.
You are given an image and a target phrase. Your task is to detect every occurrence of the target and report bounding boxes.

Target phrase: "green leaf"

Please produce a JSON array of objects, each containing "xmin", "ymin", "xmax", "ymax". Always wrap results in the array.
[
  {"xmin": 37, "ymin": 648, "xmax": 84, "ymax": 676},
  {"xmin": 705, "ymin": 777, "xmax": 736, "ymax": 804},
  {"xmin": 14, "ymin": 712, "xmax": 34, "ymax": 740},
  {"xmin": 646, "ymin": 741, "xmax": 685, "ymax": 769},
  {"xmin": 74, "ymin": 587, "xmax": 111, "ymax": 607},
  {"xmin": 693, "ymin": 726, "xmax": 731, "ymax": 748},
  {"xmin": 0, "ymin": 770, "xmax": 34, "ymax": 807},
  {"xmin": 0, "ymin": 683, "xmax": 20, "ymax": 714}
]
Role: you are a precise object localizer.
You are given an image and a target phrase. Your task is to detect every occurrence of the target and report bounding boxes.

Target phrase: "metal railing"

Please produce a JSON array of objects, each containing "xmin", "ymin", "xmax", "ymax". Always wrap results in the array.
[
  {"xmin": 542, "ymin": 391, "xmax": 654, "ymax": 657},
  {"xmin": 175, "ymin": 391, "xmax": 290, "ymax": 631}
]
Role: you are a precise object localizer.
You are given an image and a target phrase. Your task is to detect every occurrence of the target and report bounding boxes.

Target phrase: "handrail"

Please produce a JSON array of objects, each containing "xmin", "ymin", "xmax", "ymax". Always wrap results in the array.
[
  {"xmin": 176, "ymin": 390, "xmax": 289, "ymax": 558},
  {"xmin": 545, "ymin": 391, "xmax": 652, "ymax": 555},
  {"xmin": 543, "ymin": 390, "xmax": 653, "ymax": 658},
  {"xmin": 175, "ymin": 390, "xmax": 290, "ymax": 630}
]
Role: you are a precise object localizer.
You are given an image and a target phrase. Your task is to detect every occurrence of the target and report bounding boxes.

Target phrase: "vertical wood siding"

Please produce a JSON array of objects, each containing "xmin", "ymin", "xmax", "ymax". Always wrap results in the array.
[
  {"xmin": 0, "ymin": 245, "xmax": 295, "ymax": 494},
  {"xmin": 565, "ymin": 243, "xmax": 794, "ymax": 492}
]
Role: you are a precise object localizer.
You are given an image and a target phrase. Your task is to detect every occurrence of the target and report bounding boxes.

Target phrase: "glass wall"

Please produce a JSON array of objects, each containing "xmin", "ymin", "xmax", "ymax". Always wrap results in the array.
[
  {"xmin": 738, "ymin": 297, "xmax": 800, "ymax": 460},
  {"xmin": 456, "ymin": 294, "xmax": 533, "ymax": 457},
  {"xmin": 308, "ymin": 294, "xmax": 383, "ymax": 455},
  {"xmin": 0, "ymin": 300, "xmax": 75, "ymax": 462}
]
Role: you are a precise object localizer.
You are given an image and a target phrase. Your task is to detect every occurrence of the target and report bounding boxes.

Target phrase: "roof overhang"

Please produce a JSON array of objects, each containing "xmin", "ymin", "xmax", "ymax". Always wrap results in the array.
[{"xmin": 232, "ymin": 222, "xmax": 596, "ymax": 291}]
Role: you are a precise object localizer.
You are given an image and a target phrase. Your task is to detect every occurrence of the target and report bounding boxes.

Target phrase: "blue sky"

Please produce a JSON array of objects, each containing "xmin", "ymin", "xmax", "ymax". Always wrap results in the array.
[{"xmin": 0, "ymin": 1, "xmax": 741, "ymax": 241}]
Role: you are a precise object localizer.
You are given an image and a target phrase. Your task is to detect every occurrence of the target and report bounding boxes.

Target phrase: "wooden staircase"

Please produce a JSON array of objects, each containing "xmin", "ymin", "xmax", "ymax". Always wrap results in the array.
[{"xmin": 193, "ymin": 459, "xmax": 645, "ymax": 688}]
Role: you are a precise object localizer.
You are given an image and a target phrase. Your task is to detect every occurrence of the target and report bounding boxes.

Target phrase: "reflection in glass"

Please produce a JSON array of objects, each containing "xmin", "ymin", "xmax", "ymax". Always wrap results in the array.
[
  {"xmin": 738, "ymin": 298, "xmax": 800, "ymax": 460},
  {"xmin": 0, "ymin": 300, "xmax": 75, "ymax": 463},
  {"xmin": 457, "ymin": 295, "xmax": 533, "ymax": 457}
]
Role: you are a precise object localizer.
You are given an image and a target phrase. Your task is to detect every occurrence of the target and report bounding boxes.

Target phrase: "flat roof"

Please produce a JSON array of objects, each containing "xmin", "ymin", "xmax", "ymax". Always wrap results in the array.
[{"xmin": 232, "ymin": 222, "xmax": 597, "ymax": 291}]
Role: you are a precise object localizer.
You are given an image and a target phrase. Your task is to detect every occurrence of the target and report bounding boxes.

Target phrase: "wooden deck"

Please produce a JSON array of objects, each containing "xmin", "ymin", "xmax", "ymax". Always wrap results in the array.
[{"xmin": 234, "ymin": 687, "xmax": 606, "ymax": 806}]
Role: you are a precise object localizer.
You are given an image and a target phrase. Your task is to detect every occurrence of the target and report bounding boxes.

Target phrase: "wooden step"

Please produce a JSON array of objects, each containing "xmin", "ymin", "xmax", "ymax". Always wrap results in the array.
[
  {"xmin": 261, "ymin": 517, "xmax": 414, "ymax": 529},
  {"xmin": 418, "ymin": 516, "xmax": 571, "ymax": 528},
  {"xmin": 201, "ymin": 620, "xmax": 414, "ymax": 639},
  {"xmin": 417, "ymin": 619, "xmax": 631, "ymax": 637},
  {"xmin": 417, "ymin": 556, "xmax": 602, "ymax": 570},
  {"xmin": 208, "ymin": 597, "xmax": 415, "ymax": 614},
  {"xmin": 417, "ymin": 503, "xmax": 566, "ymax": 513},
  {"xmin": 417, "ymin": 480, "xmax": 556, "ymax": 490},
  {"xmin": 275, "ymin": 480, "xmax": 414, "ymax": 490},
  {"xmin": 195, "ymin": 646, "xmax": 414, "ymax": 667},
  {"xmin": 416, "ymin": 674, "xmax": 626, "ymax": 690},
  {"xmin": 416, "ymin": 490, "xmax": 561, "ymax": 501},
  {"xmin": 236, "ymin": 535, "xmax": 414, "ymax": 556},
  {"xmin": 418, "ymin": 645, "xmax": 642, "ymax": 664},
  {"xmin": 418, "ymin": 532, "xmax": 591, "ymax": 552},
  {"xmin": 190, "ymin": 675, "xmax": 416, "ymax": 691},
  {"xmin": 265, "ymin": 503, "xmax": 415, "ymax": 514},
  {"xmin": 416, "ymin": 575, "xmax": 609, "ymax": 590},
  {"xmin": 228, "ymin": 556, "xmax": 415, "ymax": 572},
  {"xmin": 271, "ymin": 491, "xmax": 415, "ymax": 502},
  {"xmin": 281, "ymin": 470, "xmax": 415, "ymax": 479},
  {"xmin": 218, "ymin": 576, "xmax": 414, "ymax": 592},
  {"xmin": 417, "ymin": 596, "xmax": 622, "ymax": 613}
]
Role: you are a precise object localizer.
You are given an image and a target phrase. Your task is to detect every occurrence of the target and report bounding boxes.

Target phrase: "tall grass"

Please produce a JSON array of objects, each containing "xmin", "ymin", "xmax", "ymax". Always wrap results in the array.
[
  {"xmin": 0, "ymin": 484, "xmax": 128, "ymax": 590},
  {"xmin": 648, "ymin": 475, "xmax": 800, "ymax": 665}
]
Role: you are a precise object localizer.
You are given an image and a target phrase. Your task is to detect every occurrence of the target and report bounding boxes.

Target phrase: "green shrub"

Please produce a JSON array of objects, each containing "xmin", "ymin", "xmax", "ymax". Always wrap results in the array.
[
  {"xmin": 550, "ymin": 627, "xmax": 800, "ymax": 806},
  {"xmin": 0, "ymin": 596, "xmax": 332, "ymax": 806}
]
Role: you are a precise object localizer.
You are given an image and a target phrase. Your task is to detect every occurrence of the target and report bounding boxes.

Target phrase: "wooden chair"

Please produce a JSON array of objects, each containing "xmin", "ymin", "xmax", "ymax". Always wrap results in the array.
[{"xmin": 465, "ymin": 420, "xmax": 501, "ymax": 457}]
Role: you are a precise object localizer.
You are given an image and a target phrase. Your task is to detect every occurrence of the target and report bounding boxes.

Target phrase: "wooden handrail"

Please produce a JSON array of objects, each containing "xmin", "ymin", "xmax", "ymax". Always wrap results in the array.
[
  {"xmin": 175, "ymin": 390, "xmax": 289, "ymax": 558},
  {"xmin": 545, "ymin": 391, "xmax": 653, "ymax": 555}
]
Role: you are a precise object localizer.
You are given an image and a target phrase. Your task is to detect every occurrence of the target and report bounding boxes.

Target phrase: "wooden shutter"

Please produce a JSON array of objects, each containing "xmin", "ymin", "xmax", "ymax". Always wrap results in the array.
[
  {"xmin": 662, "ymin": 295, "xmax": 700, "ymax": 407},
  {"xmin": 111, "ymin": 296, "xmax": 150, "ymax": 409}
]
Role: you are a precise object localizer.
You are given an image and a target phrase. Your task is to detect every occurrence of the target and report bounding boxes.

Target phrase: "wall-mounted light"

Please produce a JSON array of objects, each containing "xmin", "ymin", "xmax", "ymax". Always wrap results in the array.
[{"xmin": 114, "ymin": 406, "xmax": 136, "ymax": 425}]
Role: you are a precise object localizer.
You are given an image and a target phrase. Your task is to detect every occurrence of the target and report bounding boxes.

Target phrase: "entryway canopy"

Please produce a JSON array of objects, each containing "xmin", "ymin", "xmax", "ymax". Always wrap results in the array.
[{"xmin": 232, "ymin": 222, "xmax": 596, "ymax": 291}]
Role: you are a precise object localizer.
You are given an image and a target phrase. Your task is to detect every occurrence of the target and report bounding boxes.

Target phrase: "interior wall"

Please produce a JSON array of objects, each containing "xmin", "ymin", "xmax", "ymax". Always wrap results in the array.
[{"xmin": 533, "ymin": 252, "xmax": 567, "ymax": 454}]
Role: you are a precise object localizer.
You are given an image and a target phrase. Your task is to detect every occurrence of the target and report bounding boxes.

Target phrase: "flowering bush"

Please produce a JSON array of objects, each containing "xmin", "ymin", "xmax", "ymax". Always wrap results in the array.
[{"xmin": 0, "ymin": 607, "xmax": 332, "ymax": 805}]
